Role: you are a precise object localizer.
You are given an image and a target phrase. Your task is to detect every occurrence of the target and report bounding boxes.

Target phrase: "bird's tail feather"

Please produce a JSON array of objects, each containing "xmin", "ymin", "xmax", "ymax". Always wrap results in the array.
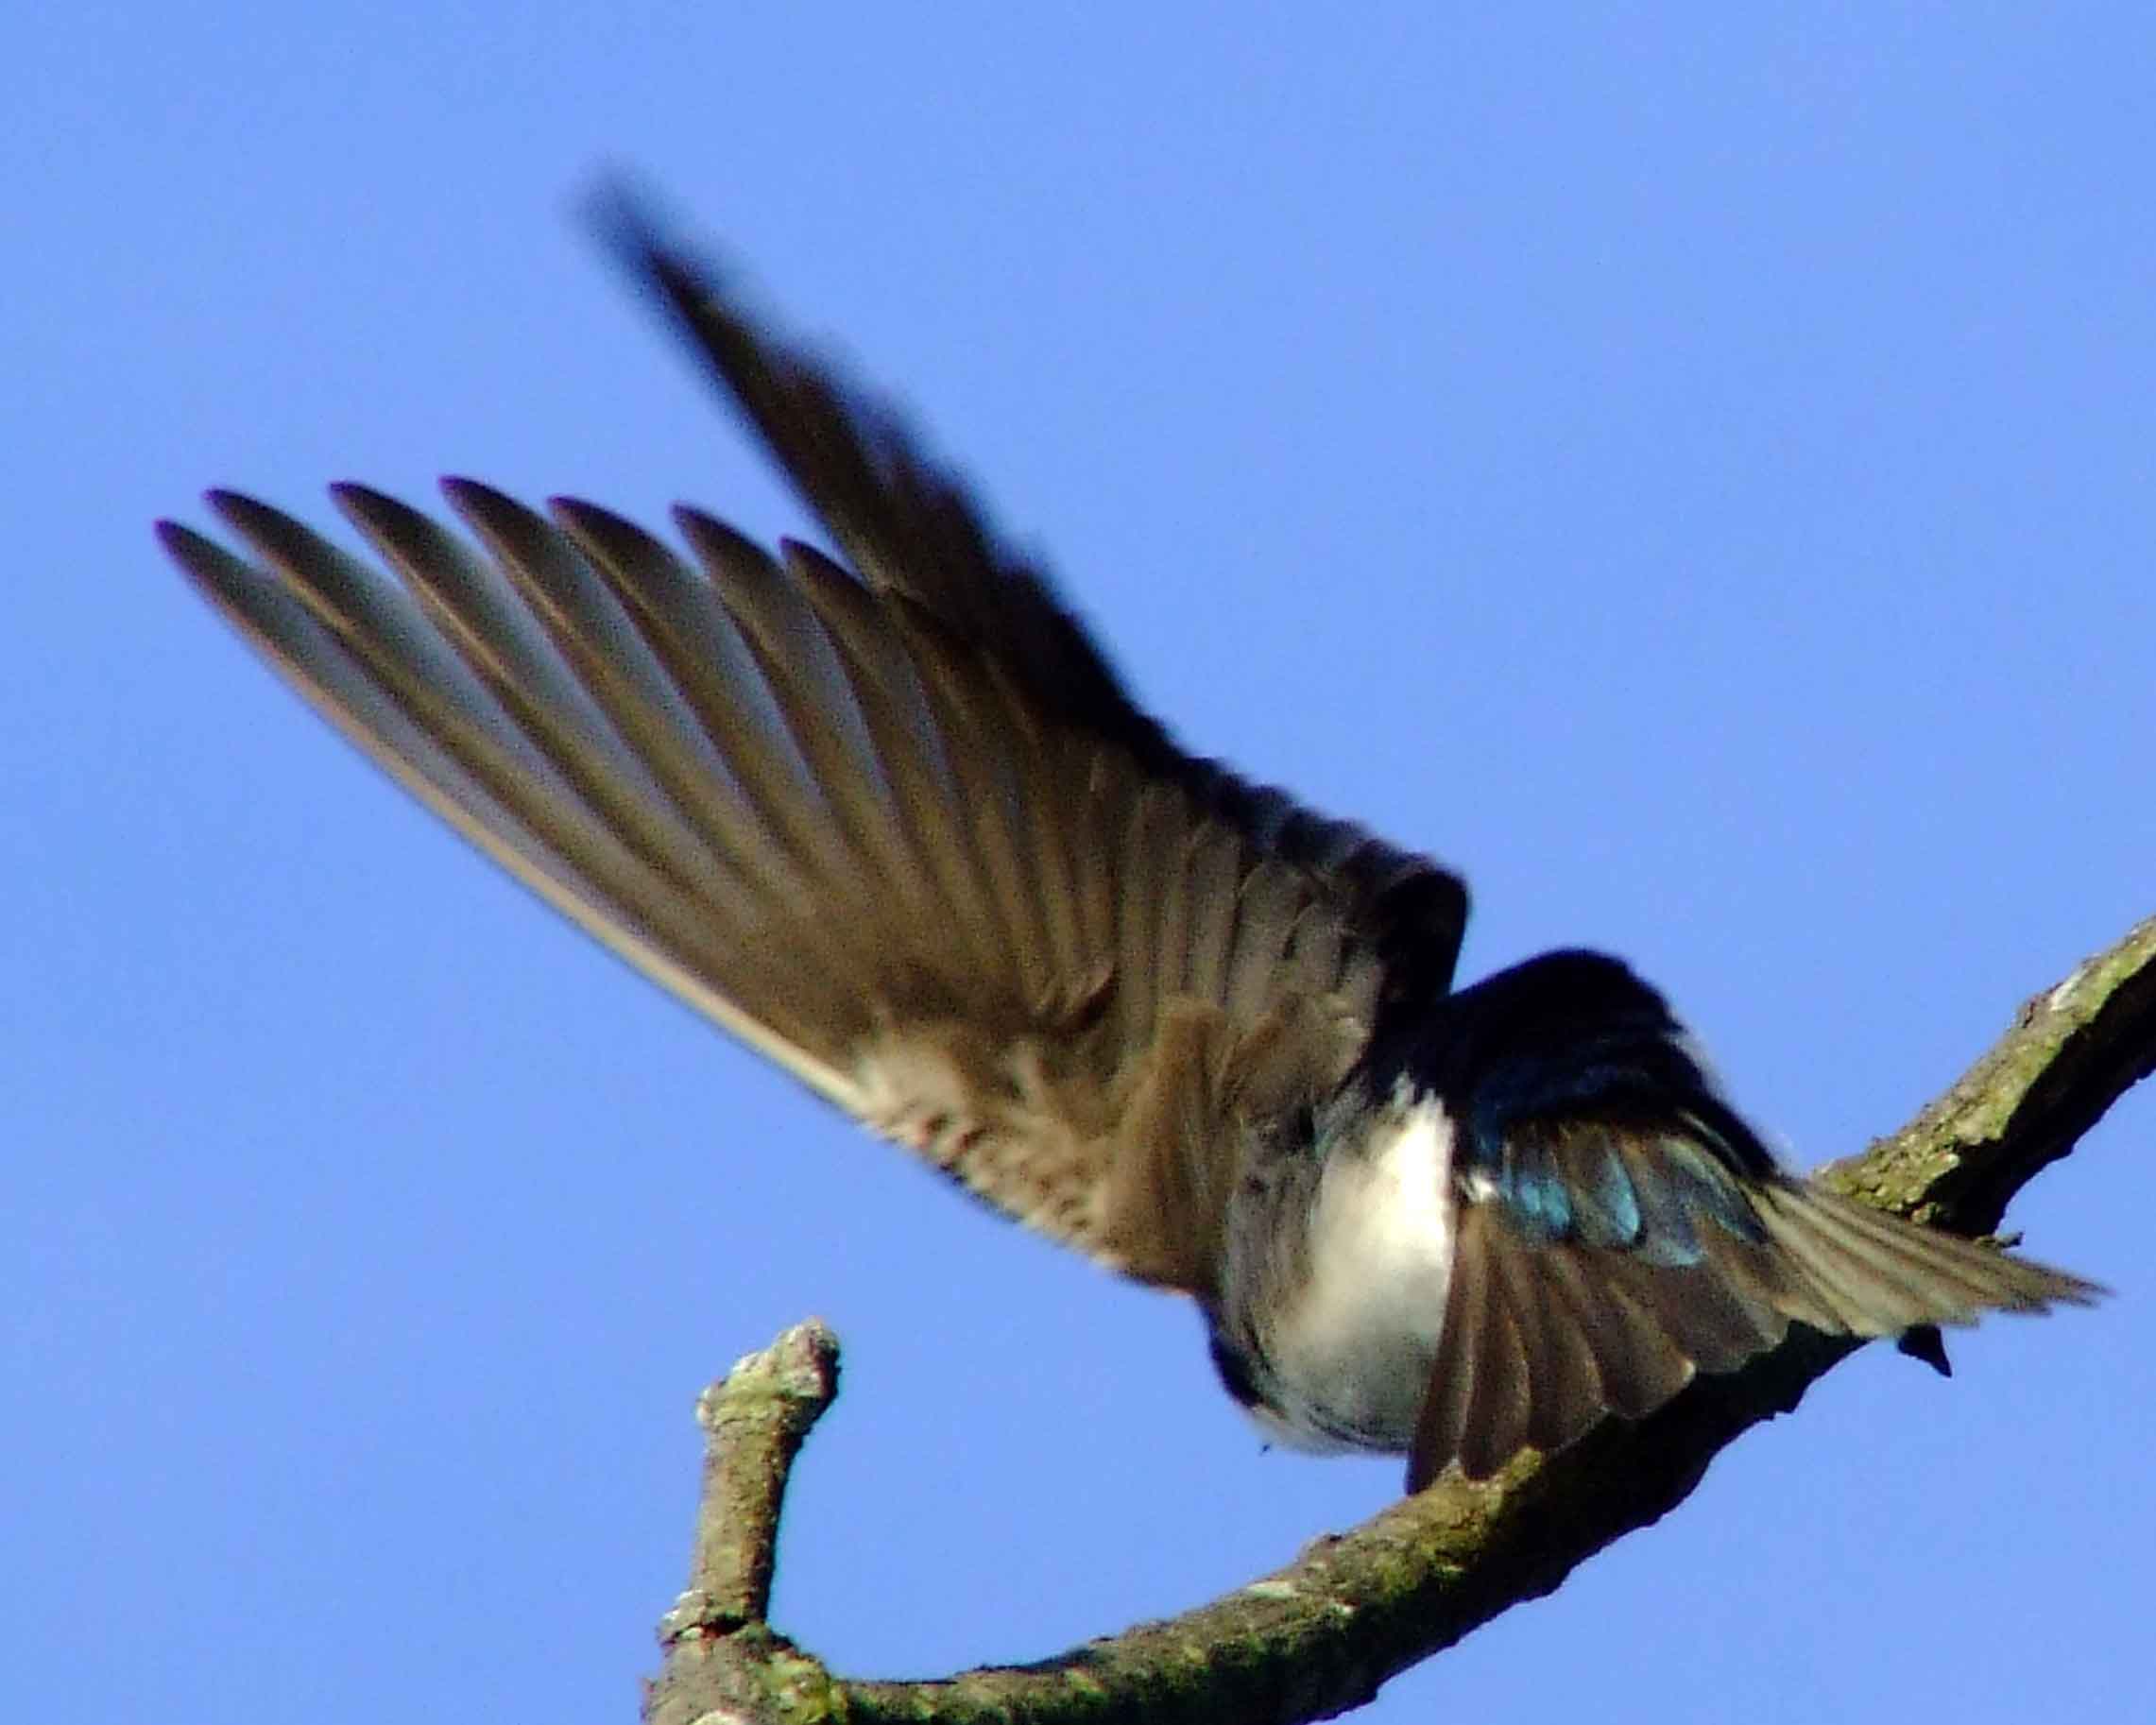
[{"xmin": 1751, "ymin": 1181, "xmax": 2102, "ymax": 1338}]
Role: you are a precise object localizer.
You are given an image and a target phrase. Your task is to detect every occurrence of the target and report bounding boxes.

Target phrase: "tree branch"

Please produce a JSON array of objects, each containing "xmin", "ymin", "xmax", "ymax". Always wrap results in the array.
[
  {"xmin": 643, "ymin": 1321, "xmax": 842, "ymax": 1725},
  {"xmin": 643, "ymin": 914, "xmax": 2156, "ymax": 1725}
]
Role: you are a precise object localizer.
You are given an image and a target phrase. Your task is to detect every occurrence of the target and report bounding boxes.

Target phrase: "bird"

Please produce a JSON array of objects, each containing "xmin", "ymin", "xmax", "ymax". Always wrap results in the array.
[{"xmin": 157, "ymin": 201, "xmax": 2098, "ymax": 1492}]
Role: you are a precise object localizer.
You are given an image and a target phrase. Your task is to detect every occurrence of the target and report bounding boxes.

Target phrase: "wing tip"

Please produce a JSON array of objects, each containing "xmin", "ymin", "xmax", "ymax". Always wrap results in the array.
[
  {"xmin": 579, "ymin": 172, "xmax": 735, "ymax": 348},
  {"xmin": 152, "ymin": 516, "xmax": 205, "ymax": 556}
]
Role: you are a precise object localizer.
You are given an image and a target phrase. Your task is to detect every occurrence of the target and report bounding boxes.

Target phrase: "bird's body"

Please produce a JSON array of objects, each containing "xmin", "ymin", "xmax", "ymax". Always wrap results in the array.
[
  {"xmin": 1222, "ymin": 1085, "xmax": 1461, "ymax": 1457},
  {"xmin": 160, "ymin": 206, "xmax": 2096, "ymax": 1490}
]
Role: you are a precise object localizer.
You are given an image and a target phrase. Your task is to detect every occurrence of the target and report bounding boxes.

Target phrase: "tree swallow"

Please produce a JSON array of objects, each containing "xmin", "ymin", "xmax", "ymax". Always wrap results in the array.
[{"xmin": 158, "ymin": 212, "xmax": 2096, "ymax": 1492}]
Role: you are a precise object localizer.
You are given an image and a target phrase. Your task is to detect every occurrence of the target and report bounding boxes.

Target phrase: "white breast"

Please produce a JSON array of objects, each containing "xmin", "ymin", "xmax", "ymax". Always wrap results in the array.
[{"xmin": 1264, "ymin": 1096, "xmax": 1460, "ymax": 1453}]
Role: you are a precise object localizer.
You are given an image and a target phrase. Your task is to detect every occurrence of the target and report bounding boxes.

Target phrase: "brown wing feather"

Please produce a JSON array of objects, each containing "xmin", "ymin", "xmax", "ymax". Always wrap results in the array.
[
  {"xmin": 160, "ymin": 222, "xmax": 1468, "ymax": 1295},
  {"xmin": 1411, "ymin": 1119, "xmax": 2098, "ymax": 1486}
]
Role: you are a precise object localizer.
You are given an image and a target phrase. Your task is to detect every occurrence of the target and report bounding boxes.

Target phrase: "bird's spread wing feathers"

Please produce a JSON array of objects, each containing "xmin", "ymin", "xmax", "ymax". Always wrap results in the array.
[{"xmin": 160, "ymin": 223, "xmax": 1467, "ymax": 1295}]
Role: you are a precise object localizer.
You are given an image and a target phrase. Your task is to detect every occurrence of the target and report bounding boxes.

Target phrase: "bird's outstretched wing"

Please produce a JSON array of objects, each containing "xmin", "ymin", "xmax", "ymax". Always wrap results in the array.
[{"xmin": 158, "ymin": 219, "xmax": 1468, "ymax": 1296}]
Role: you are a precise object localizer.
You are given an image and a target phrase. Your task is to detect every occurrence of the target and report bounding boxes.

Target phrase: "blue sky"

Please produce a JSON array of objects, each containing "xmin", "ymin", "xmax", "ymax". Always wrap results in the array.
[{"xmin": 8, "ymin": 8, "xmax": 2153, "ymax": 1721}]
